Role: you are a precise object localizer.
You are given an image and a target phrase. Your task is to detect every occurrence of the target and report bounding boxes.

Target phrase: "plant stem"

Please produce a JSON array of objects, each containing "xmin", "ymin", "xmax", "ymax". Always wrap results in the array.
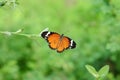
[{"xmin": 0, "ymin": 29, "xmax": 40, "ymax": 38}]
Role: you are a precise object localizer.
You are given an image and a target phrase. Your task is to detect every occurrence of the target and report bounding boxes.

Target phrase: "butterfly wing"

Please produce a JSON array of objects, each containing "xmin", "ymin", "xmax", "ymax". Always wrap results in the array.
[
  {"xmin": 47, "ymin": 33, "xmax": 61, "ymax": 49},
  {"xmin": 56, "ymin": 36, "xmax": 70, "ymax": 52},
  {"xmin": 41, "ymin": 30, "xmax": 76, "ymax": 53}
]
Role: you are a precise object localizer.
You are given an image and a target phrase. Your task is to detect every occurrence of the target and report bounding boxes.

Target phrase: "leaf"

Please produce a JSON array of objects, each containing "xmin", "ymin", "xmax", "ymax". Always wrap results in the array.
[
  {"xmin": 0, "ymin": 1, "xmax": 7, "ymax": 7},
  {"xmin": 14, "ymin": 29, "xmax": 23, "ymax": 34},
  {"xmin": 85, "ymin": 65, "xmax": 99, "ymax": 78},
  {"xmin": 98, "ymin": 65, "xmax": 109, "ymax": 78}
]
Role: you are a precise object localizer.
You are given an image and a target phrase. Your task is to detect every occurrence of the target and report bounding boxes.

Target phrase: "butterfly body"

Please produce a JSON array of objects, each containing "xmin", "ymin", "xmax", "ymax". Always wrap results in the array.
[{"xmin": 41, "ymin": 30, "xmax": 76, "ymax": 53}]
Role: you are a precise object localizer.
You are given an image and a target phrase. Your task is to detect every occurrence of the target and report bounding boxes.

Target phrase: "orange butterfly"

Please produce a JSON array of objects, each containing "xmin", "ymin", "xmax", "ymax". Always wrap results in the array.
[{"xmin": 40, "ymin": 28, "xmax": 76, "ymax": 53}]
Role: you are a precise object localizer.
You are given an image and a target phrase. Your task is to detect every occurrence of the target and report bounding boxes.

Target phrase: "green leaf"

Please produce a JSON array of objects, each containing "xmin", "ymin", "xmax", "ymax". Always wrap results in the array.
[
  {"xmin": 98, "ymin": 65, "xmax": 109, "ymax": 78},
  {"xmin": 0, "ymin": 1, "xmax": 7, "ymax": 7},
  {"xmin": 85, "ymin": 65, "xmax": 99, "ymax": 78}
]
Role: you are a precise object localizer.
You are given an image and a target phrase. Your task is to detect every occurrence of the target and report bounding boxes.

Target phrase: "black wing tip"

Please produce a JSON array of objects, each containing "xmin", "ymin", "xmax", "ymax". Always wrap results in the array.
[
  {"xmin": 41, "ymin": 31, "xmax": 49, "ymax": 38},
  {"xmin": 41, "ymin": 31, "xmax": 58, "ymax": 39},
  {"xmin": 71, "ymin": 41, "xmax": 76, "ymax": 49}
]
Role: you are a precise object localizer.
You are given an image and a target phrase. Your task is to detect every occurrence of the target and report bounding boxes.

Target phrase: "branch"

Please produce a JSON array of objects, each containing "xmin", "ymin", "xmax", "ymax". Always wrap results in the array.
[{"xmin": 0, "ymin": 29, "xmax": 40, "ymax": 38}]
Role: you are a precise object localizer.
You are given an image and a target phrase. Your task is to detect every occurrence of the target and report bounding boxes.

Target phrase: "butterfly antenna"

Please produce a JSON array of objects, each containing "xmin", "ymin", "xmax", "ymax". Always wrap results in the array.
[{"xmin": 39, "ymin": 27, "xmax": 49, "ymax": 37}]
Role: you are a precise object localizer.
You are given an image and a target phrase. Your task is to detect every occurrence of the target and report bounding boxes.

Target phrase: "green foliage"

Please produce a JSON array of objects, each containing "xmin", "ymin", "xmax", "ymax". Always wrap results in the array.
[
  {"xmin": 0, "ymin": 0, "xmax": 7, "ymax": 7},
  {"xmin": 0, "ymin": 0, "xmax": 120, "ymax": 80},
  {"xmin": 86, "ymin": 65, "xmax": 99, "ymax": 78},
  {"xmin": 98, "ymin": 65, "xmax": 109, "ymax": 78},
  {"xmin": 86, "ymin": 65, "xmax": 109, "ymax": 80}
]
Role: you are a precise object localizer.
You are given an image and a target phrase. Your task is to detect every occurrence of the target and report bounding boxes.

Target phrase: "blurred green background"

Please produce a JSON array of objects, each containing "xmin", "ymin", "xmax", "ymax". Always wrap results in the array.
[{"xmin": 0, "ymin": 0, "xmax": 120, "ymax": 80}]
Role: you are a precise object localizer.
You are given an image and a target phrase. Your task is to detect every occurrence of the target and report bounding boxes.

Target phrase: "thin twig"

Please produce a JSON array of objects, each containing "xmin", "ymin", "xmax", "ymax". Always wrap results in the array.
[{"xmin": 0, "ymin": 29, "xmax": 40, "ymax": 38}]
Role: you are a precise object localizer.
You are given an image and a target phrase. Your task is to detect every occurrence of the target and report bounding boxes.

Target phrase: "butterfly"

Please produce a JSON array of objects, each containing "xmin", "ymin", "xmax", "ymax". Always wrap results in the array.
[{"xmin": 40, "ymin": 28, "xmax": 76, "ymax": 53}]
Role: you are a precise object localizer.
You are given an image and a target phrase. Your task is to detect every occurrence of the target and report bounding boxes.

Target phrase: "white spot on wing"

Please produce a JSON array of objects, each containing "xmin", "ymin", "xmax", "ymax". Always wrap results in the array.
[
  {"xmin": 39, "ymin": 28, "xmax": 49, "ymax": 37},
  {"xmin": 70, "ymin": 40, "xmax": 73, "ymax": 49},
  {"xmin": 45, "ymin": 31, "xmax": 50, "ymax": 39}
]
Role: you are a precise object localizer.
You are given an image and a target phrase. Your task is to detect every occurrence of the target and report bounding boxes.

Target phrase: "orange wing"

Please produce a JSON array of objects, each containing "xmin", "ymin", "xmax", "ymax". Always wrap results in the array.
[
  {"xmin": 56, "ymin": 37, "xmax": 70, "ymax": 52},
  {"xmin": 47, "ymin": 34, "xmax": 70, "ymax": 53},
  {"xmin": 41, "ymin": 30, "xmax": 76, "ymax": 53},
  {"xmin": 47, "ymin": 33, "xmax": 61, "ymax": 49}
]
